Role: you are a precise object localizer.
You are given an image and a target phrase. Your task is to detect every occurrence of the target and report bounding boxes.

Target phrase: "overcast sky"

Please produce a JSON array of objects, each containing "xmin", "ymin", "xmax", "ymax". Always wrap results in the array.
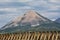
[{"xmin": 0, "ymin": 0, "xmax": 60, "ymax": 28}]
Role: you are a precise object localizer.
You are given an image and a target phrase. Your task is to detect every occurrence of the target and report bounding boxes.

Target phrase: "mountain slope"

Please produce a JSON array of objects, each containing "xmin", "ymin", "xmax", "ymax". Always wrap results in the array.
[
  {"xmin": 55, "ymin": 18, "xmax": 60, "ymax": 23},
  {"xmin": 1, "ymin": 16, "xmax": 22, "ymax": 30},
  {"xmin": 1, "ymin": 10, "xmax": 51, "ymax": 30},
  {"xmin": 0, "ymin": 10, "xmax": 60, "ymax": 34}
]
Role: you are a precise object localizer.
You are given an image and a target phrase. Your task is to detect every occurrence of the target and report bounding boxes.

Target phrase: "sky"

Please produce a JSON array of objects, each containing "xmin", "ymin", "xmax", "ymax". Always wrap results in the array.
[{"xmin": 0, "ymin": 0, "xmax": 60, "ymax": 28}]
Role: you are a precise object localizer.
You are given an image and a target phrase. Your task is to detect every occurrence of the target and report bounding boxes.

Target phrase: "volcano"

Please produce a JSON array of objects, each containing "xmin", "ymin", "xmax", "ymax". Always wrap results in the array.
[{"xmin": 0, "ymin": 10, "xmax": 60, "ymax": 33}]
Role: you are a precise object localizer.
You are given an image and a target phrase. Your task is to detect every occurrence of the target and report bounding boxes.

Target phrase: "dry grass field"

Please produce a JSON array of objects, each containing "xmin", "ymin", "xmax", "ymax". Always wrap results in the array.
[{"xmin": 0, "ymin": 31, "xmax": 60, "ymax": 40}]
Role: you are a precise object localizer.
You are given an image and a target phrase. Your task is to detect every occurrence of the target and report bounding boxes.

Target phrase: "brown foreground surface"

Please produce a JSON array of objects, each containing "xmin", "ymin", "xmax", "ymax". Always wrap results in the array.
[{"xmin": 0, "ymin": 31, "xmax": 60, "ymax": 40}]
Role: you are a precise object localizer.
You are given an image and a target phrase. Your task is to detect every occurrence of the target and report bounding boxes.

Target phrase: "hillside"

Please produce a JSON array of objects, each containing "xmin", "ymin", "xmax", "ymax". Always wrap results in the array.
[
  {"xmin": 0, "ymin": 10, "xmax": 60, "ymax": 34},
  {"xmin": 55, "ymin": 18, "xmax": 60, "ymax": 23}
]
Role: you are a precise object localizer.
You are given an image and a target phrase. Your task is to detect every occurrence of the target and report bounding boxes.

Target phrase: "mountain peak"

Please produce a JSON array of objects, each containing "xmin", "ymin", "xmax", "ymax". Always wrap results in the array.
[
  {"xmin": 1, "ymin": 10, "xmax": 52, "ymax": 32},
  {"xmin": 24, "ymin": 10, "xmax": 39, "ymax": 17},
  {"xmin": 20, "ymin": 10, "xmax": 51, "ymax": 26}
]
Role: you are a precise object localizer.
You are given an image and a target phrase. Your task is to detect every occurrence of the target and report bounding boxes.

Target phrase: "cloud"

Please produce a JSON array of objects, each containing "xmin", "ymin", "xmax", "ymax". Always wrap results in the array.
[
  {"xmin": 27, "ymin": 0, "xmax": 60, "ymax": 12},
  {"xmin": 49, "ymin": 0, "xmax": 60, "ymax": 3},
  {"xmin": 40, "ymin": 12, "xmax": 60, "ymax": 21},
  {"xmin": 0, "ymin": 0, "xmax": 13, "ymax": 2},
  {"xmin": 47, "ymin": 5, "xmax": 60, "ymax": 12},
  {"xmin": 0, "ymin": 0, "xmax": 60, "ymax": 27},
  {"xmin": 0, "ymin": 0, "xmax": 34, "ymax": 2},
  {"xmin": 28, "ymin": 0, "xmax": 48, "ymax": 6},
  {"xmin": 18, "ymin": 0, "xmax": 33, "ymax": 2},
  {"xmin": 0, "ymin": 8, "xmax": 17, "ymax": 12},
  {"xmin": 0, "ymin": 2, "xmax": 27, "ymax": 8},
  {"xmin": 18, "ymin": 6, "xmax": 34, "ymax": 10},
  {"xmin": 48, "ymin": 5, "xmax": 60, "ymax": 10},
  {"xmin": 0, "ymin": 6, "xmax": 33, "ymax": 12}
]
